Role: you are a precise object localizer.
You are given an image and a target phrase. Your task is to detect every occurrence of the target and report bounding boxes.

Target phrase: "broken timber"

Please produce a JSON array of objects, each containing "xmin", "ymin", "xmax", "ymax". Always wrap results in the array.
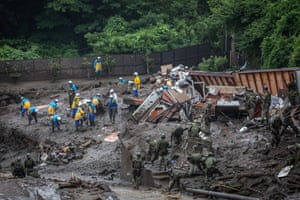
[
  {"xmin": 123, "ymin": 96, "xmax": 145, "ymax": 106},
  {"xmin": 132, "ymin": 89, "xmax": 192, "ymax": 123}
]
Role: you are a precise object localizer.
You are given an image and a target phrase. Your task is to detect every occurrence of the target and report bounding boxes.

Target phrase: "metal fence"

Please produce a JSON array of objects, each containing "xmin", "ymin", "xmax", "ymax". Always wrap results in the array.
[{"xmin": 0, "ymin": 44, "xmax": 212, "ymax": 82}]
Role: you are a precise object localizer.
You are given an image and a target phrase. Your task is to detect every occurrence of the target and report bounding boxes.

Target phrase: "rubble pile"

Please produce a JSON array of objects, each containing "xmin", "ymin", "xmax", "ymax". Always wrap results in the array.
[
  {"xmin": 1, "ymin": 65, "xmax": 300, "ymax": 199},
  {"xmin": 39, "ymin": 137, "xmax": 98, "ymax": 165}
]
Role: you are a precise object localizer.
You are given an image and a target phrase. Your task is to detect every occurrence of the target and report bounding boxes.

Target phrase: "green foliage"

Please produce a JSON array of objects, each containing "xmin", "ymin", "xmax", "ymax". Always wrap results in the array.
[
  {"xmin": 289, "ymin": 36, "xmax": 300, "ymax": 68},
  {"xmin": 197, "ymin": 56, "xmax": 227, "ymax": 72},
  {"xmin": 208, "ymin": 0, "xmax": 300, "ymax": 69},
  {"xmin": 0, "ymin": 0, "xmax": 299, "ymax": 71},
  {"xmin": 261, "ymin": 1, "xmax": 300, "ymax": 69},
  {"xmin": 0, "ymin": 39, "xmax": 41, "ymax": 61}
]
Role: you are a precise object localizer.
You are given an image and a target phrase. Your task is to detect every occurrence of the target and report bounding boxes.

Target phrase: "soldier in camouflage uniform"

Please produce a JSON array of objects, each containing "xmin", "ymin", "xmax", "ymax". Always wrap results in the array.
[
  {"xmin": 146, "ymin": 137, "xmax": 158, "ymax": 164},
  {"xmin": 132, "ymin": 152, "xmax": 144, "ymax": 189},
  {"xmin": 202, "ymin": 153, "xmax": 222, "ymax": 180},
  {"xmin": 167, "ymin": 161, "xmax": 186, "ymax": 192},
  {"xmin": 11, "ymin": 157, "xmax": 25, "ymax": 178},
  {"xmin": 199, "ymin": 101, "xmax": 212, "ymax": 135},
  {"xmin": 189, "ymin": 119, "xmax": 201, "ymax": 138},
  {"xmin": 187, "ymin": 153, "xmax": 204, "ymax": 175},
  {"xmin": 171, "ymin": 126, "xmax": 187, "ymax": 145},
  {"xmin": 270, "ymin": 113, "xmax": 283, "ymax": 147},
  {"xmin": 24, "ymin": 153, "xmax": 36, "ymax": 176},
  {"xmin": 261, "ymin": 86, "xmax": 271, "ymax": 126},
  {"xmin": 24, "ymin": 153, "xmax": 35, "ymax": 176},
  {"xmin": 157, "ymin": 134, "xmax": 170, "ymax": 171},
  {"xmin": 281, "ymin": 102, "xmax": 299, "ymax": 137},
  {"xmin": 245, "ymin": 88, "xmax": 256, "ymax": 119}
]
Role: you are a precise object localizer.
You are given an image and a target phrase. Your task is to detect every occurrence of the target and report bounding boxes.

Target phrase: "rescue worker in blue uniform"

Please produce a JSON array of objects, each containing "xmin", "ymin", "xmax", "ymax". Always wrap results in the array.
[
  {"xmin": 20, "ymin": 97, "xmax": 31, "ymax": 117},
  {"xmin": 87, "ymin": 99, "xmax": 96, "ymax": 126},
  {"xmin": 68, "ymin": 80, "xmax": 77, "ymax": 108},
  {"xmin": 50, "ymin": 114, "xmax": 61, "ymax": 132},
  {"xmin": 28, "ymin": 106, "xmax": 38, "ymax": 125},
  {"xmin": 106, "ymin": 95, "xmax": 118, "ymax": 124}
]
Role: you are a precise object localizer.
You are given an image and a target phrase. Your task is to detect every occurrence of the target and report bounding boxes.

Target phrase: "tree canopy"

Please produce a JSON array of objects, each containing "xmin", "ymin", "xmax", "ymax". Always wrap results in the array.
[{"xmin": 0, "ymin": 0, "xmax": 299, "ymax": 69}]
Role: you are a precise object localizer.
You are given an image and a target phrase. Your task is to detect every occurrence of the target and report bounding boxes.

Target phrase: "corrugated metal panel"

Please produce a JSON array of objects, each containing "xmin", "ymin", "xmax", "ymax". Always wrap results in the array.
[{"xmin": 190, "ymin": 68, "xmax": 299, "ymax": 96}]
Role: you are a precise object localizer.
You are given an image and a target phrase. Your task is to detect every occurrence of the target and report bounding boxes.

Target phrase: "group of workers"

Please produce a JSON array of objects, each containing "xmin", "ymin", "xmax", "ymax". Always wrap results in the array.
[
  {"xmin": 245, "ymin": 85, "xmax": 299, "ymax": 147},
  {"xmin": 245, "ymin": 85, "xmax": 271, "ymax": 125},
  {"xmin": 20, "ymin": 97, "xmax": 39, "ymax": 125},
  {"xmin": 131, "ymin": 83, "xmax": 300, "ymax": 191},
  {"xmin": 132, "ymin": 100, "xmax": 216, "ymax": 191},
  {"xmin": 11, "ymin": 153, "xmax": 37, "ymax": 178},
  {"xmin": 19, "ymin": 69, "xmax": 141, "ymax": 131}
]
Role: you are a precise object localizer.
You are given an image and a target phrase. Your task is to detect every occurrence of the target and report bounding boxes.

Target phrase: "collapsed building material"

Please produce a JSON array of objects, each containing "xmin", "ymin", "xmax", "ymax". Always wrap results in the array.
[
  {"xmin": 185, "ymin": 188, "xmax": 260, "ymax": 200},
  {"xmin": 132, "ymin": 91, "xmax": 161, "ymax": 122},
  {"xmin": 160, "ymin": 64, "xmax": 173, "ymax": 77},
  {"xmin": 132, "ymin": 89, "xmax": 192, "ymax": 123},
  {"xmin": 123, "ymin": 96, "xmax": 145, "ymax": 106}
]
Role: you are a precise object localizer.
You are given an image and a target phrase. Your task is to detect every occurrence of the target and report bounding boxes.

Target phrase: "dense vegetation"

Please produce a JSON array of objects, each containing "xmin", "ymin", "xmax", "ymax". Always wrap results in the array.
[{"xmin": 0, "ymin": 0, "xmax": 299, "ymax": 69}]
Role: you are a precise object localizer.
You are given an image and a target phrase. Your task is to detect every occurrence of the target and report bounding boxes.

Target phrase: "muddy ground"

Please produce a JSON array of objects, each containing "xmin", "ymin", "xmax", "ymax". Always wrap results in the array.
[{"xmin": 0, "ymin": 76, "xmax": 300, "ymax": 200}]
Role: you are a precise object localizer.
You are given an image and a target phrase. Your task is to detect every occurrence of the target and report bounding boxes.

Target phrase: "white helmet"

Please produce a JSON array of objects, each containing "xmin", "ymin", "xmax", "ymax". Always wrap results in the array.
[
  {"xmin": 97, "ymin": 56, "xmax": 101, "ymax": 59},
  {"xmin": 21, "ymin": 96, "xmax": 24, "ymax": 100},
  {"xmin": 110, "ymin": 89, "xmax": 114, "ymax": 93},
  {"xmin": 119, "ymin": 77, "xmax": 123, "ymax": 79},
  {"xmin": 76, "ymin": 93, "xmax": 80, "ymax": 96},
  {"xmin": 96, "ymin": 93, "xmax": 101, "ymax": 96},
  {"xmin": 35, "ymin": 108, "xmax": 39, "ymax": 112},
  {"xmin": 133, "ymin": 72, "xmax": 138, "ymax": 76},
  {"xmin": 86, "ymin": 99, "xmax": 91, "ymax": 103},
  {"xmin": 57, "ymin": 116, "xmax": 61, "ymax": 120},
  {"xmin": 68, "ymin": 80, "xmax": 72, "ymax": 84},
  {"xmin": 55, "ymin": 99, "xmax": 58, "ymax": 103}
]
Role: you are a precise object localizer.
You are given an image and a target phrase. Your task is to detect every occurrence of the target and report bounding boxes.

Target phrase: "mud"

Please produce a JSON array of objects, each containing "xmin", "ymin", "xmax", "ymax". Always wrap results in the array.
[{"xmin": 0, "ymin": 77, "xmax": 300, "ymax": 200}]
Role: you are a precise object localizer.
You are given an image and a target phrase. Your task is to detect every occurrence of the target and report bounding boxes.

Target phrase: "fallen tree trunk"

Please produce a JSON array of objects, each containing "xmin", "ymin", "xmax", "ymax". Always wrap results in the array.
[{"xmin": 185, "ymin": 188, "xmax": 260, "ymax": 200}]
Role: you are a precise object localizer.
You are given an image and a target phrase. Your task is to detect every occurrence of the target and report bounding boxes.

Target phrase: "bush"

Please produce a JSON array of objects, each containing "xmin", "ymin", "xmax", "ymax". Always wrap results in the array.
[{"xmin": 197, "ymin": 56, "xmax": 227, "ymax": 72}]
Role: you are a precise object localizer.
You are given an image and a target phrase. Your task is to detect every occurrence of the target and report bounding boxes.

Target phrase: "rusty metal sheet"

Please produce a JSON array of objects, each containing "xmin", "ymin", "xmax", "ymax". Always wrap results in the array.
[
  {"xmin": 161, "ymin": 90, "xmax": 176, "ymax": 103},
  {"xmin": 146, "ymin": 107, "xmax": 166, "ymax": 122},
  {"xmin": 158, "ymin": 104, "xmax": 181, "ymax": 123},
  {"xmin": 191, "ymin": 68, "xmax": 299, "ymax": 96}
]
